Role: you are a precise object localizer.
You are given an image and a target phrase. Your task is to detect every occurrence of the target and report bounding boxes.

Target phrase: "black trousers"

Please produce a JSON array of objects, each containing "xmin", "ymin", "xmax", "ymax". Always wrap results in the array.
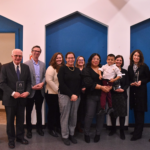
[
  {"xmin": 26, "ymin": 90, "xmax": 44, "ymax": 131},
  {"xmin": 133, "ymin": 110, "xmax": 145, "ymax": 138},
  {"xmin": 45, "ymin": 93, "xmax": 60, "ymax": 130},
  {"xmin": 110, "ymin": 116, "xmax": 125, "ymax": 130},
  {"xmin": 5, "ymin": 101, "xmax": 25, "ymax": 142}
]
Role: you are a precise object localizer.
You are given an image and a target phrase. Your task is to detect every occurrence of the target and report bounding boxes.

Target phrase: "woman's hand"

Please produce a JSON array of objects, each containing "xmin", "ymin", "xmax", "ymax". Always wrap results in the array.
[
  {"xmin": 115, "ymin": 88, "xmax": 124, "ymax": 92},
  {"xmin": 100, "ymin": 86, "xmax": 110, "ymax": 93},
  {"xmin": 134, "ymin": 81, "xmax": 141, "ymax": 87},
  {"xmin": 70, "ymin": 94, "xmax": 78, "ymax": 101},
  {"xmin": 130, "ymin": 81, "xmax": 141, "ymax": 87}
]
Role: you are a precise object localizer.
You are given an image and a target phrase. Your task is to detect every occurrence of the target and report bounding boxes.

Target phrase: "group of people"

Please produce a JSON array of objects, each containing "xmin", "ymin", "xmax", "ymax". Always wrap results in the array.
[{"xmin": 0, "ymin": 47, "xmax": 150, "ymax": 149}]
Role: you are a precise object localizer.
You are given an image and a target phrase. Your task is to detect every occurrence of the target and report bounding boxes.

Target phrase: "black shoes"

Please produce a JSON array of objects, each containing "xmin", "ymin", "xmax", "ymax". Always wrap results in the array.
[
  {"xmin": 16, "ymin": 138, "xmax": 29, "ymax": 145},
  {"xmin": 97, "ymin": 108, "xmax": 106, "ymax": 115},
  {"xmin": 8, "ymin": 141, "xmax": 15, "ymax": 149},
  {"xmin": 69, "ymin": 135, "xmax": 77, "ymax": 144},
  {"xmin": 109, "ymin": 130, "xmax": 116, "ymax": 136},
  {"xmin": 94, "ymin": 135, "xmax": 100, "ymax": 143},
  {"xmin": 120, "ymin": 130, "xmax": 125, "ymax": 140},
  {"xmin": 26, "ymin": 130, "xmax": 32, "ymax": 139},
  {"xmin": 37, "ymin": 129, "xmax": 44, "ymax": 136},
  {"xmin": 49, "ymin": 130, "xmax": 59, "ymax": 137},
  {"xmin": 107, "ymin": 107, "xmax": 114, "ymax": 115},
  {"xmin": 62, "ymin": 138, "xmax": 70, "ymax": 146},
  {"xmin": 84, "ymin": 135, "xmax": 90, "ymax": 143}
]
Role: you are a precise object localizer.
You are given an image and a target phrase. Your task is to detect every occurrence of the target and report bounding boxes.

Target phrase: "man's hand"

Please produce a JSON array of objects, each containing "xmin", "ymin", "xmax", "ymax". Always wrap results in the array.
[
  {"xmin": 70, "ymin": 94, "xmax": 78, "ymax": 101},
  {"xmin": 20, "ymin": 92, "xmax": 30, "ymax": 98},
  {"xmin": 32, "ymin": 82, "xmax": 44, "ymax": 90},
  {"xmin": 13, "ymin": 92, "xmax": 21, "ymax": 99}
]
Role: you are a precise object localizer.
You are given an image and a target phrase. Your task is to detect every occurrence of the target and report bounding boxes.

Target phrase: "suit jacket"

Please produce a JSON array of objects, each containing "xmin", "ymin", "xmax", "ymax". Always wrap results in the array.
[
  {"xmin": 0, "ymin": 62, "xmax": 31, "ymax": 106},
  {"xmin": 128, "ymin": 63, "xmax": 150, "ymax": 112},
  {"xmin": 24, "ymin": 59, "xmax": 46, "ymax": 98}
]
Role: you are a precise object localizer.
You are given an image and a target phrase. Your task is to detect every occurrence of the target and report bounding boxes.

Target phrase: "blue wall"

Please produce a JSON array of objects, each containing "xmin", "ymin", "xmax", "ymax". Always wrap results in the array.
[
  {"xmin": 46, "ymin": 12, "xmax": 108, "ymax": 123},
  {"xmin": 130, "ymin": 18, "xmax": 150, "ymax": 124},
  {"xmin": 0, "ymin": 15, "xmax": 23, "ymax": 50},
  {"xmin": 46, "ymin": 12, "xmax": 108, "ymax": 67}
]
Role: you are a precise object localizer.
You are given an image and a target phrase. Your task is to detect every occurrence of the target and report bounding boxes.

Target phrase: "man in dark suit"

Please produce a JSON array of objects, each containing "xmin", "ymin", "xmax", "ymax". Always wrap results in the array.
[{"xmin": 0, "ymin": 49, "xmax": 31, "ymax": 149}]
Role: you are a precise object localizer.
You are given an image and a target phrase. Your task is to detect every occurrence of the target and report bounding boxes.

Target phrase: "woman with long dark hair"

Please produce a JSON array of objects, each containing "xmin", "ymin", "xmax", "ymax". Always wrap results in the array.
[
  {"xmin": 82, "ymin": 53, "xmax": 110, "ymax": 143},
  {"xmin": 128, "ymin": 50, "xmax": 149, "ymax": 141}
]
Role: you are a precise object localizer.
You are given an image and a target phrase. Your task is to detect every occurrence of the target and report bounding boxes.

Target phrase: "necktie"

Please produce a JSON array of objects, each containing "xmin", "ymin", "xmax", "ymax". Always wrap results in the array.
[{"xmin": 16, "ymin": 66, "xmax": 20, "ymax": 80}]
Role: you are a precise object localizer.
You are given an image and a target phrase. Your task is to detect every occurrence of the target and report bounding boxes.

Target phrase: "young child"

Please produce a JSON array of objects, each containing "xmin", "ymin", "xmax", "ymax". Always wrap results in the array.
[{"xmin": 97, "ymin": 54, "xmax": 122, "ymax": 115}]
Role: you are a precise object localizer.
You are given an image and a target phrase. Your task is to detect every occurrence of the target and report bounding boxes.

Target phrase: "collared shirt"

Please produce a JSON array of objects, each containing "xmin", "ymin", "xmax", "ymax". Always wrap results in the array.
[
  {"xmin": 13, "ymin": 62, "xmax": 21, "ymax": 73},
  {"xmin": 99, "ymin": 64, "xmax": 122, "ymax": 80},
  {"xmin": 133, "ymin": 64, "xmax": 138, "ymax": 73},
  {"xmin": 32, "ymin": 59, "xmax": 40, "ymax": 84}
]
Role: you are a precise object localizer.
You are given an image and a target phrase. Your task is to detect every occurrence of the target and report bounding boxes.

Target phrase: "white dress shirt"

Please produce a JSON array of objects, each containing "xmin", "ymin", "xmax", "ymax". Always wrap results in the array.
[
  {"xmin": 11, "ymin": 62, "xmax": 21, "ymax": 96},
  {"xmin": 99, "ymin": 64, "xmax": 122, "ymax": 80}
]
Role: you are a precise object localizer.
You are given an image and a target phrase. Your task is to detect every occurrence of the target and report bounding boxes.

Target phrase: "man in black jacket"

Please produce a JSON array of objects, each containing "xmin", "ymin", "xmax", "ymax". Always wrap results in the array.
[{"xmin": 0, "ymin": 49, "xmax": 31, "ymax": 149}]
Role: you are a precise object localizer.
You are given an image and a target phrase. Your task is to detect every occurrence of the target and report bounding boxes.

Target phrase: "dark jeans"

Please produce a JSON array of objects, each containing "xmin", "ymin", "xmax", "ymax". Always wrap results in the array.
[
  {"xmin": 45, "ymin": 93, "xmax": 60, "ymax": 130},
  {"xmin": 84, "ymin": 95, "xmax": 105, "ymax": 135},
  {"xmin": 26, "ymin": 90, "xmax": 44, "ymax": 131},
  {"xmin": 110, "ymin": 116, "xmax": 125, "ymax": 130},
  {"xmin": 5, "ymin": 101, "xmax": 25, "ymax": 141},
  {"xmin": 133, "ymin": 110, "xmax": 145, "ymax": 138}
]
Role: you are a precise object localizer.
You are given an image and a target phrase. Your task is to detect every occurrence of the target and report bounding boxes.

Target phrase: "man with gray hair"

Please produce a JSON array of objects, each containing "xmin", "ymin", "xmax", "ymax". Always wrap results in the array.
[{"xmin": 0, "ymin": 49, "xmax": 31, "ymax": 149}]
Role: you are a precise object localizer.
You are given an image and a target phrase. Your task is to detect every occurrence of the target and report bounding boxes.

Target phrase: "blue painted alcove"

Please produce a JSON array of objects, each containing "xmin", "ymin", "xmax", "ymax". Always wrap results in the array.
[
  {"xmin": 0, "ymin": 15, "xmax": 23, "ymax": 50},
  {"xmin": 45, "ymin": 11, "xmax": 108, "ymax": 123},
  {"xmin": 46, "ymin": 11, "xmax": 108, "ymax": 67},
  {"xmin": 130, "ymin": 18, "xmax": 150, "ymax": 124}
]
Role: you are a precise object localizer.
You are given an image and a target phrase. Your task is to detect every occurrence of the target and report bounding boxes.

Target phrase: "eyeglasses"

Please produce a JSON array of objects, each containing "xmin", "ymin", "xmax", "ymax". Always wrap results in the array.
[
  {"xmin": 32, "ymin": 50, "xmax": 41, "ymax": 53},
  {"xmin": 78, "ymin": 60, "xmax": 84, "ymax": 62},
  {"xmin": 67, "ymin": 57, "xmax": 75, "ymax": 60},
  {"xmin": 14, "ymin": 55, "xmax": 22, "ymax": 58},
  {"xmin": 92, "ymin": 58, "xmax": 100, "ymax": 61}
]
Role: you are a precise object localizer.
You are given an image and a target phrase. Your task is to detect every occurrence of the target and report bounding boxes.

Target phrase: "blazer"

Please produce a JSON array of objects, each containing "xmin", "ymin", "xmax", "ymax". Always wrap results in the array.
[
  {"xmin": 24, "ymin": 59, "xmax": 46, "ymax": 98},
  {"xmin": 112, "ymin": 68, "xmax": 129, "ymax": 99},
  {"xmin": 45, "ymin": 66, "xmax": 59, "ymax": 94},
  {"xmin": 128, "ymin": 63, "xmax": 150, "ymax": 112},
  {"xmin": 0, "ymin": 62, "xmax": 31, "ymax": 106}
]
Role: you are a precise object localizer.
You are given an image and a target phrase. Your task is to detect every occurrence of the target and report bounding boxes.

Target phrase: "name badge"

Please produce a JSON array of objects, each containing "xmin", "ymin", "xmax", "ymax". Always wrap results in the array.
[{"xmin": 16, "ymin": 81, "xmax": 24, "ymax": 93}]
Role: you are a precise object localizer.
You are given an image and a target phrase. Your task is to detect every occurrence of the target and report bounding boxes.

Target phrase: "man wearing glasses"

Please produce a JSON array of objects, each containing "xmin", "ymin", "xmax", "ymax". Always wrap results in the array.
[
  {"xmin": 0, "ymin": 49, "xmax": 31, "ymax": 149},
  {"xmin": 25, "ymin": 45, "xmax": 46, "ymax": 139}
]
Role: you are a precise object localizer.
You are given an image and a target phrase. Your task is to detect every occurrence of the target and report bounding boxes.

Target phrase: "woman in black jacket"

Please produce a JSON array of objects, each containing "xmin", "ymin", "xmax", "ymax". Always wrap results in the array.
[
  {"xmin": 109, "ymin": 55, "xmax": 129, "ymax": 140},
  {"xmin": 82, "ymin": 53, "xmax": 110, "ymax": 143},
  {"xmin": 128, "ymin": 49, "xmax": 149, "ymax": 141}
]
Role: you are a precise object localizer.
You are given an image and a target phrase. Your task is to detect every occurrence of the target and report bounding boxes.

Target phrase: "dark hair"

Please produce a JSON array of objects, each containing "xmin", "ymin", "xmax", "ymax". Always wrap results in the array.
[
  {"xmin": 86, "ymin": 53, "xmax": 101, "ymax": 68},
  {"xmin": 65, "ymin": 52, "xmax": 75, "ymax": 58},
  {"xmin": 49, "ymin": 52, "xmax": 65, "ymax": 72},
  {"xmin": 115, "ymin": 55, "xmax": 124, "ymax": 67},
  {"xmin": 75, "ymin": 56, "xmax": 85, "ymax": 68},
  {"xmin": 31, "ymin": 45, "xmax": 42, "ymax": 52},
  {"xmin": 107, "ymin": 54, "xmax": 115, "ymax": 59},
  {"xmin": 130, "ymin": 49, "xmax": 144, "ymax": 67}
]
